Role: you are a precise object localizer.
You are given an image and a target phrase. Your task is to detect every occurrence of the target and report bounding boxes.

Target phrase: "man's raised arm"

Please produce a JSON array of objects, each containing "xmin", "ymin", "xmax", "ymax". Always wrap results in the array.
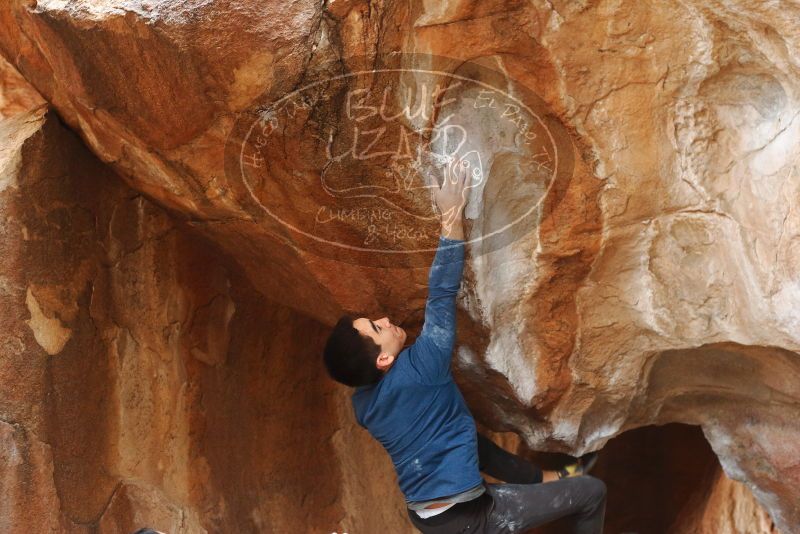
[{"xmin": 407, "ymin": 162, "xmax": 469, "ymax": 382}]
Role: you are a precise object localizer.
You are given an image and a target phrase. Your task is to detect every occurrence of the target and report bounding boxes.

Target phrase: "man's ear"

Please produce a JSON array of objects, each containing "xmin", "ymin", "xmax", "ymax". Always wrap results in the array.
[{"xmin": 376, "ymin": 351, "xmax": 395, "ymax": 371}]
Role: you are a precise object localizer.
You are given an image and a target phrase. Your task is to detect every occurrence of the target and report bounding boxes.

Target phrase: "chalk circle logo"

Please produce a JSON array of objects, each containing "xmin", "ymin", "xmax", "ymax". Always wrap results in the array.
[{"xmin": 224, "ymin": 54, "xmax": 574, "ymax": 267}]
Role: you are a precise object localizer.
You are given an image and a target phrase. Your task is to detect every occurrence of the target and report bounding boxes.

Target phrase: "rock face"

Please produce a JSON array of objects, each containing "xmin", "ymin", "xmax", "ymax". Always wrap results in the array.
[
  {"xmin": 1, "ymin": 1, "xmax": 799, "ymax": 532},
  {"xmin": 0, "ymin": 56, "xmax": 409, "ymax": 533}
]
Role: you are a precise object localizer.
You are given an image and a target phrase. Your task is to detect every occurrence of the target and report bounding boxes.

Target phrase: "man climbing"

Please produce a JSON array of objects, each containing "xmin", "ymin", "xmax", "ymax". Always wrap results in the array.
[{"xmin": 323, "ymin": 161, "xmax": 606, "ymax": 533}]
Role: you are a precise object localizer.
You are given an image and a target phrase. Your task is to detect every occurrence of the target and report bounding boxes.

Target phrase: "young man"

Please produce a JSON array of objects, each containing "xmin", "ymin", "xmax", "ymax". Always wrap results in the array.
[{"xmin": 323, "ymin": 163, "xmax": 606, "ymax": 533}]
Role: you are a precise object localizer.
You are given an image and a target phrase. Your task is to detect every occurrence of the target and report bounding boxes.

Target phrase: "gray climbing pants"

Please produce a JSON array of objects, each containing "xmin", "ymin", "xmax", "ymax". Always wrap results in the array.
[{"xmin": 406, "ymin": 434, "xmax": 606, "ymax": 533}]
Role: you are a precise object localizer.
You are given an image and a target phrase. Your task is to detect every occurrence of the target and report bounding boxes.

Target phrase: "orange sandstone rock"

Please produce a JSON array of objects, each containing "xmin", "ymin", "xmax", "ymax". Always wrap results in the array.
[{"xmin": 1, "ymin": 1, "xmax": 799, "ymax": 532}]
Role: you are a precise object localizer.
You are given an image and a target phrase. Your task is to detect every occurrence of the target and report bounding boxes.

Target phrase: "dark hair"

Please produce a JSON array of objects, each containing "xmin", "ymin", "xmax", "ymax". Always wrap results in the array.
[{"xmin": 323, "ymin": 314, "xmax": 383, "ymax": 387}]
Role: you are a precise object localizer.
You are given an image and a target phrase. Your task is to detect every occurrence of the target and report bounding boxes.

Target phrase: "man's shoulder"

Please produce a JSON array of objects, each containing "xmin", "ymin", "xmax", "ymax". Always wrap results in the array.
[
  {"xmin": 351, "ymin": 382, "xmax": 376, "ymax": 402},
  {"xmin": 353, "ymin": 347, "xmax": 422, "ymax": 401},
  {"xmin": 395, "ymin": 341, "xmax": 456, "ymax": 386},
  {"xmin": 351, "ymin": 385, "xmax": 375, "ymax": 428}
]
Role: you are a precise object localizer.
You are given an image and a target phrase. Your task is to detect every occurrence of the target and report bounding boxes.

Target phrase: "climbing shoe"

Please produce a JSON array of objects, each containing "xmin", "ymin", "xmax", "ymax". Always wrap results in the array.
[{"xmin": 557, "ymin": 451, "xmax": 599, "ymax": 479}]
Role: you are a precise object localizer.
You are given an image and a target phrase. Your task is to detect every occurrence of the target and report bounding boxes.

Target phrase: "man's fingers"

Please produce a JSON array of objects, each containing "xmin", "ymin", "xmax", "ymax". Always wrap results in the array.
[
  {"xmin": 459, "ymin": 162, "xmax": 469, "ymax": 188},
  {"xmin": 448, "ymin": 160, "xmax": 461, "ymax": 186},
  {"xmin": 436, "ymin": 156, "xmax": 470, "ymax": 214},
  {"xmin": 459, "ymin": 161, "xmax": 468, "ymax": 182},
  {"xmin": 444, "ymin": 160, "xmax": 467, "ymax": 188}
]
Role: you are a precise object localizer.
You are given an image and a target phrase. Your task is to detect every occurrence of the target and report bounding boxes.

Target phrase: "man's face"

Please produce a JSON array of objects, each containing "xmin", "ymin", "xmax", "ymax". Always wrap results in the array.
[{"xmin": 353, "ymin": 316, "xmax": 407, "ymax": 371}]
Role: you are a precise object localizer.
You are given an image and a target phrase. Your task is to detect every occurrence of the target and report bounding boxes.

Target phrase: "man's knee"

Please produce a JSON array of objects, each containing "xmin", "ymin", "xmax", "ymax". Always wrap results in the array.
[{"xmin": 584, "ymin": 476, "xmax": 607, "ymax": 503}]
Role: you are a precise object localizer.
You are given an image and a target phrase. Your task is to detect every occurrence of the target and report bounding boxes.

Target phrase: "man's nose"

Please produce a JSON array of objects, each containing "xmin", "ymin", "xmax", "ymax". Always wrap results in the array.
[{"xmin": 379, "ymin": 317, "xmax": 391, "ymax": 327}]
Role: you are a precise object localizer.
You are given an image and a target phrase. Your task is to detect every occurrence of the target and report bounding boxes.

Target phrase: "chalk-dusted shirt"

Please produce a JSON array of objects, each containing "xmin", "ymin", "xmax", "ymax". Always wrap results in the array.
[{"xmin": 351, "ymin": 236, "xmax": 483, "ymax": 504}]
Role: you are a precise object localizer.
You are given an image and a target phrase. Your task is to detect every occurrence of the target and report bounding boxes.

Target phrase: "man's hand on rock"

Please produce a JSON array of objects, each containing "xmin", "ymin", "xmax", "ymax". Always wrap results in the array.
[{"xmin": 435, "ymin": 159, "xmax": 469, "ymax": 240}]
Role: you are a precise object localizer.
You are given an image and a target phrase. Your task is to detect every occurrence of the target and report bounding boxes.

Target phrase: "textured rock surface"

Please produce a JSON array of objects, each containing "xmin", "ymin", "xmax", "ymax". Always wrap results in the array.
[
  {"xmin": 673, "ymin": 471, "xmax": 779, "ymax": 534},
  {"xmin": 1, "ymin": 0, "xmax": 799, "ymax": 532},
  {"xmin": 0, "ymin": 58, "xmax": 409, "ymax": 533}
]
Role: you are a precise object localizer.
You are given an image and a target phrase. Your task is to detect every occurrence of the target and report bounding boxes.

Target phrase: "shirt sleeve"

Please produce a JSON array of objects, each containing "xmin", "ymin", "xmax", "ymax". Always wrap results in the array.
[{"xmin": 406, "ymin": 236, "xmax": 465, "ymax": 384}]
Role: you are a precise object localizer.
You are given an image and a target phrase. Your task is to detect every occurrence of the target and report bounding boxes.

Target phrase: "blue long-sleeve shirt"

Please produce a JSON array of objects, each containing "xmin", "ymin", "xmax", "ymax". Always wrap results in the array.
[{"xmin": 351, "ymin": 236, "xmax": 483, "ymax": 503}]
